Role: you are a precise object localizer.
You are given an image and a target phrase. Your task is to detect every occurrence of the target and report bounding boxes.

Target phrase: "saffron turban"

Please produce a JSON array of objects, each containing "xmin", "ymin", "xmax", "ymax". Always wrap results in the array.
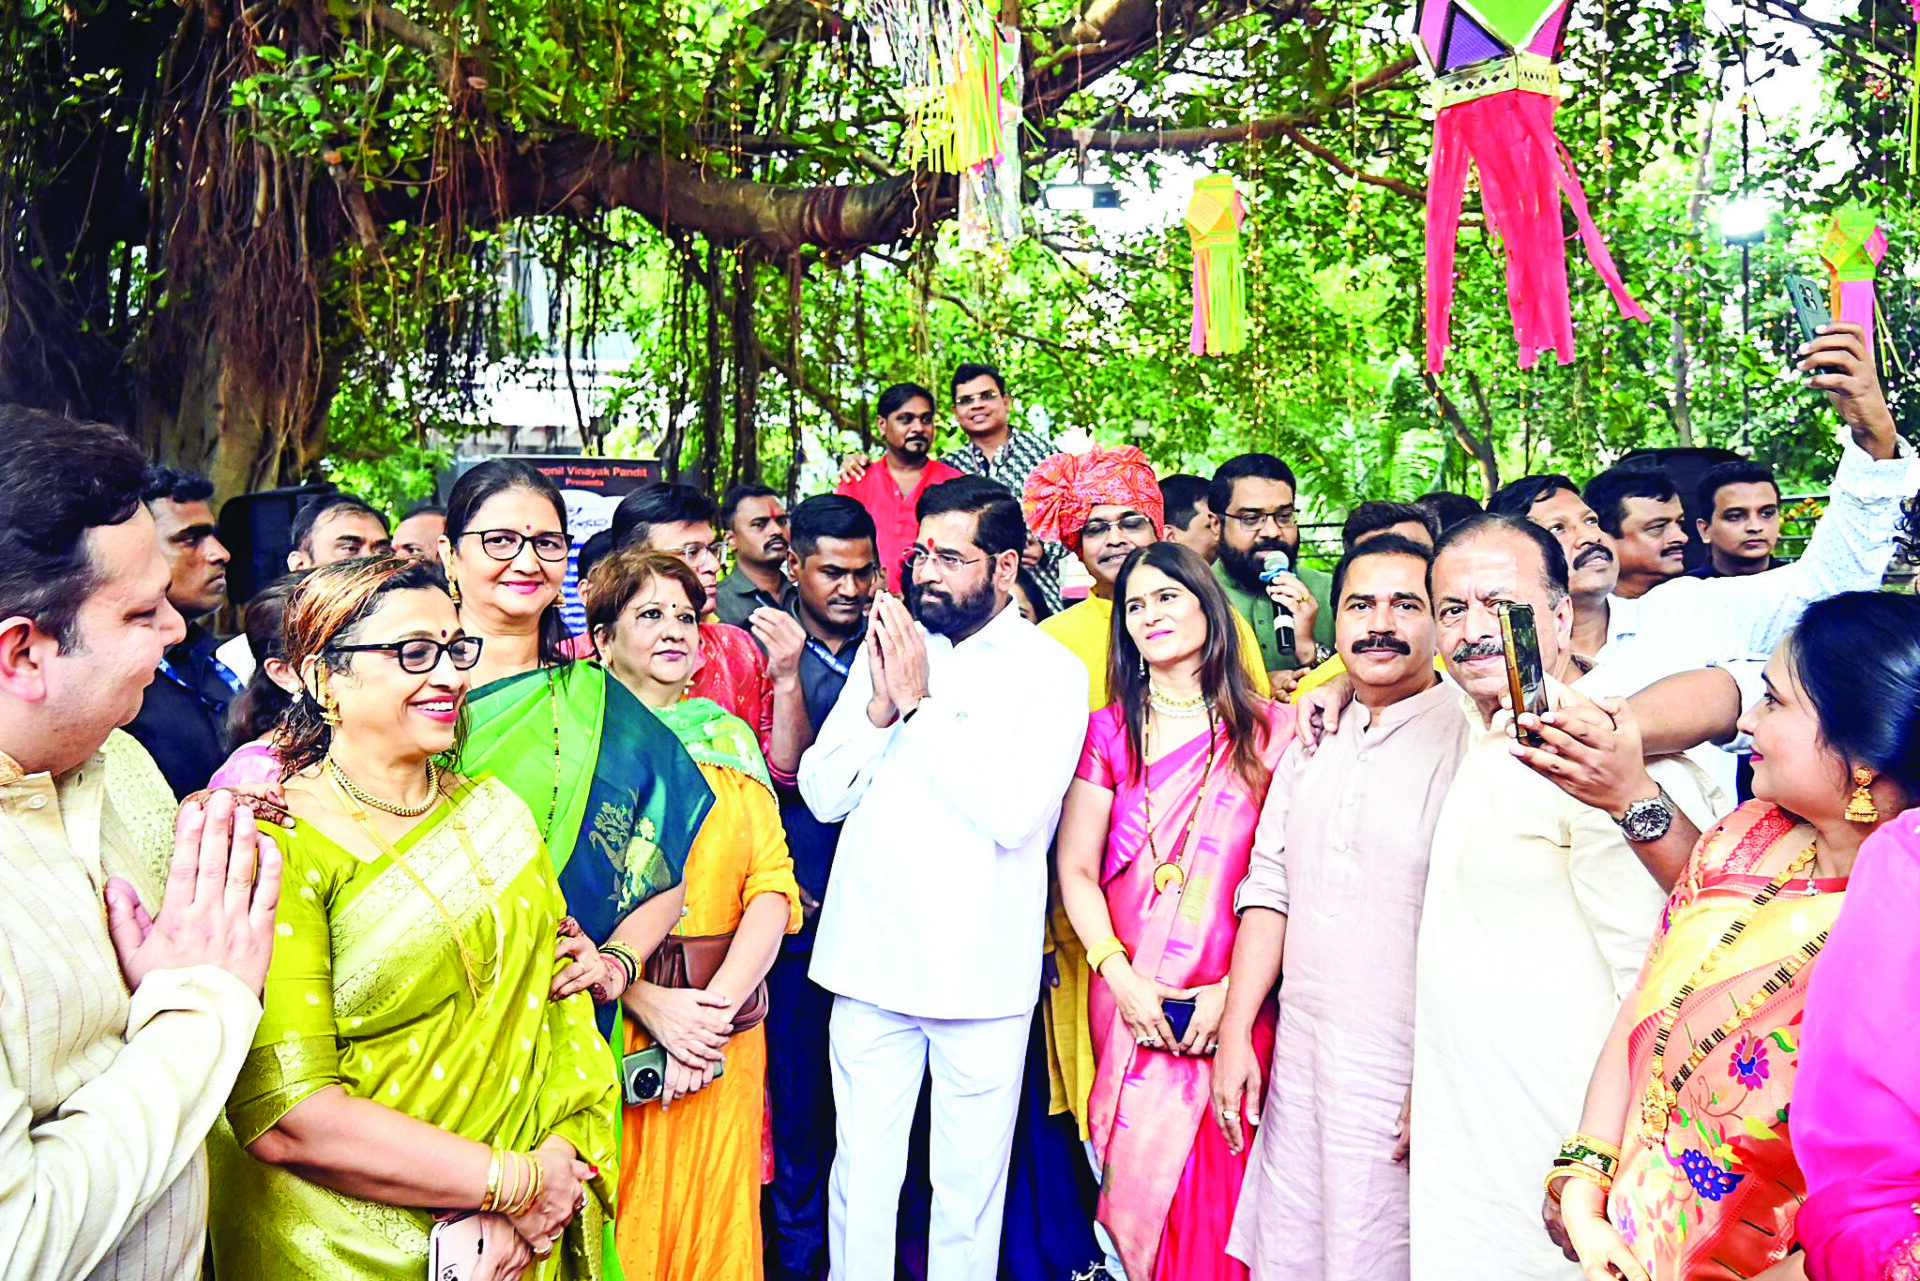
[{"xmin": 1022, "ymin": 445, "xmax": 1164, "ymax": 548}]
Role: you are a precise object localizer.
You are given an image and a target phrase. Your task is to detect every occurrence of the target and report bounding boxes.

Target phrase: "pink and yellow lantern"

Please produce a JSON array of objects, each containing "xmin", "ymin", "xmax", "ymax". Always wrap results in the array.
[
  {"xmin": 1417, "ymin": 0, "xmax": 1649, "ymax": 371},
  {"xmin": 1819, "ymin": 205, "xmax": 1888, "ymax": 354}
]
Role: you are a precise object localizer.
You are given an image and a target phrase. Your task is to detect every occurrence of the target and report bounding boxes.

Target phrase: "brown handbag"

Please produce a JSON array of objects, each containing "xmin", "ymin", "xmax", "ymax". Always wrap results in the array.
[{"xmin": 643, "ymin": 934, "xmax": 769, "ymax": 1034}]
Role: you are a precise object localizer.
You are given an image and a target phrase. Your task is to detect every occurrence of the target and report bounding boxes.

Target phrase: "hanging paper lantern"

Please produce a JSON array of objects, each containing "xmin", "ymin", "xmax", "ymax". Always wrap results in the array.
[
  {"xmin": 1415, "ymin": 0, "xmax": 1649, "ymax": 372},
  {"xmin": 1186, "ymin": 175, "xmax": 1249, "ymax": 357},
  {"xmin": 1820, "ymin": 204, "xmax": 1888, "ymax": 354}
]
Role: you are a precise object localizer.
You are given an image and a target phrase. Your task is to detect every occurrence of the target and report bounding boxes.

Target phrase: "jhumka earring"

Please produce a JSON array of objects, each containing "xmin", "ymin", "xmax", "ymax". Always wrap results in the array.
[
  {"xmin": 317, "ymin": 669, "xmax": 341, "ymax": 727},
  {"xmin": 448, "ymin": 578, "xmax": 462, "ymax": 607},
  {"xmin": 1846, "ymin": 766, "xmax": 1880, "ymax": 824}
]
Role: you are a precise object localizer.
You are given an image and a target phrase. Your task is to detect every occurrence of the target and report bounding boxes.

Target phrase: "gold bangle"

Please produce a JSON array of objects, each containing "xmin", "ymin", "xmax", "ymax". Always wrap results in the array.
[
  {"xmin": 506, "ymin": 1152, "xmax": 543, "ymax": 1218},
  {"xmin": 1543, "ymin": 1163, "xmax": 1613, "ymax": 1205},
  {"xmin": 481, "ymin": 1148, "xmax": 504, "ymax": 1213},
  {"xmin": 1085, "ymin": 937, "xmax": 1128, "ymax": 975},
  {"xmin": 498, "ymin": 1150, "xmax": 524, "ymax": 1216},
  {"xmin": 1558, "ymin": 1131, "xmax": 1622, "ymax": 1164}
]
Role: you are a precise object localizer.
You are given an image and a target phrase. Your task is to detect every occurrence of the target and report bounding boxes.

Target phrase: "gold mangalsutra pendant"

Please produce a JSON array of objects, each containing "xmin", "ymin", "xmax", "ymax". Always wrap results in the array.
[
  {"xmin": 1153, "ymin": 862, "xmax": 1186, "ymax": 895},
  {"xmin": 1641, "ymin": 1086, "xmax": 1675, "ymax": 1133}
]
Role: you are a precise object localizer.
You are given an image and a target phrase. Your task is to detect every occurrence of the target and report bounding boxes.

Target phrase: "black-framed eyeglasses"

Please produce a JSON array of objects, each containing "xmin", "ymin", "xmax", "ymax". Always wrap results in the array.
[
  {"xmin": 462, "ymin": 529, "xmax": 571, "ymax": 562},
  {"xmin": 904, "ymin": 546, "xmax": 987, "ymax": 577},
  {"xmin": 1081, "ymin": 513, "xmax": 1156, "ymax": 541},
  {"xmin": 1225, "ymin": 508, "xmax": 1296, "ymax": 532},
  {"xmin": 328, "ymin": 636, "xmax": 484, "ymax": 673}
]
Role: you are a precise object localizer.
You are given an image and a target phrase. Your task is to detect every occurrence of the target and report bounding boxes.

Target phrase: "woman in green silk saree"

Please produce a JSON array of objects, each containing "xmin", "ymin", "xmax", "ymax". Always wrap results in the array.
[
  {"xmin": 439, "ymin": 461, "xmax": 713, "ymax": 1032},
  {"xmin": 210, "ymin": 557, "xmax": 617, "ymax": 1278}
]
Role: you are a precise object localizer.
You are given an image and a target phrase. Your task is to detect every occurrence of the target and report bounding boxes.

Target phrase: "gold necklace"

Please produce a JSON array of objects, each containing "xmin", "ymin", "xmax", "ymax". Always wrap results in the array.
[
  {"xmin": 1141, "ymin": 705, "xmax": 1218, "ymax": 896},
  {"xmin": 326, "ymin": 755, "xmax": 441, "ymax": 817},
  {"xmin": 1147, "ymin": 683, "xmax": 1211, "ymax": 718},
  {"xmin": 1640, "ymin": 843, "xmax": 1821, "ymax": 1132},
  {"xmin": 326, "ymin": 770, "xmax": 493, "ymax": 1001}
]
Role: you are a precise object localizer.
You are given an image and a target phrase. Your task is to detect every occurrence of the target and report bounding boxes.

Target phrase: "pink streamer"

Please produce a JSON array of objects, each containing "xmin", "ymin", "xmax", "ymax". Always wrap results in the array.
[
  {"xmin": 1424, "ymin": 90, "xmax": 1648, "ymax": 373},
  {"xmin": 1839, "ymin": 279, "xmax": 1878, "ymax": 356}
]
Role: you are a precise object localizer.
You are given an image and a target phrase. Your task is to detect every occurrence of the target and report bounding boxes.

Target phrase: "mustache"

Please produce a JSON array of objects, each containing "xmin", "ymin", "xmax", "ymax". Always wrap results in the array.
[
  {"xmin": 1353, "ymin": 633, "xmax": 1412, "ymax": 656},
  {"xmin": 1451, "ymin": 638, "xmax": 1504, "ymax": 663},
  {"xmin": 1574, "ymin": 543, "xmax": 1614, "ymax": 568}
]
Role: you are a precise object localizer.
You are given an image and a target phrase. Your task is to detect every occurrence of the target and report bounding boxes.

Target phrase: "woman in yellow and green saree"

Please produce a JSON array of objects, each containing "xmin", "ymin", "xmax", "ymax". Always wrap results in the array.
[
  {"xmin": 582, "ymin": 549, "xmax": 801, "ymax": 1281},
  {"xmin": 208, "ymin": 556, "xmax": 618, "ymax": 1279}
]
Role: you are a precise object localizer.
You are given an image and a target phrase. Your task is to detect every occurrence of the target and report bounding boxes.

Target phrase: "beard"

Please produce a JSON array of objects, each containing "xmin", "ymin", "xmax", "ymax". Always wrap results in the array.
[
  {"xmin": 908, "ymin": 573, "xmax": 997, "ymax": 638},
  {"xmin": 1218, "ymin": 534, "xmax": 1296, "ymax": 594}
]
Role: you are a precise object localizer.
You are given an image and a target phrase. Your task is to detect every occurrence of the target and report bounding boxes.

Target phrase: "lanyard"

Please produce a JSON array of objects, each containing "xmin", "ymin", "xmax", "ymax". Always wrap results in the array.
[
  {"xmin": 804, "ymin": 636, "xmax": 853, "ymax": 679},
  {"xmin": 157, "ymin": 649, "xmax": 245, "ymax": 710}
]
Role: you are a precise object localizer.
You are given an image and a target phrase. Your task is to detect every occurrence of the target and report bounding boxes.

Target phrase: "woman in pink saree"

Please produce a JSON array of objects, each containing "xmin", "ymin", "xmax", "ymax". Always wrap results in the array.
[
  {"xmin": 1797, "ymin": 810, "xmax": 1920, "ymax": 1280},
  {"xmin": 1057, "ymin": 542, "xmax": 1290, "ymax": 1281}
]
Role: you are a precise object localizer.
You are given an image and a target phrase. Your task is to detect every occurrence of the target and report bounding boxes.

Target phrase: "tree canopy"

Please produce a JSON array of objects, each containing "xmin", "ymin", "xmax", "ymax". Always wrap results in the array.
[{"xmin": 0, "ymin": 0, "xmax": 1912, "ymax": 517}]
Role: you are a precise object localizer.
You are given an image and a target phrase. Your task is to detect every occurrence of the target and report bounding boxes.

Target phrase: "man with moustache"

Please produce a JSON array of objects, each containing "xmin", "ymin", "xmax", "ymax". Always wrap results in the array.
[
  {"xmin": 1488, "ymin": 322, "xmax": 1907, "ymax": 685},
  {"xmin": 1405, "ymin": 514, "xmax": 1723, "ymax": 1281},
  {"xmin": 1216, "ymin": 534, "xmax": 1467, "ymax": 1281},
  {"xmin": 765, "ymin": 494, "xmax": 881, "ymax": 1281},
  {"xmin": 837, "ymin": 382, "xmax": 964, "ymax": 592},
  {"xmin": 800, "ymin": 475, "xmax": 1087, "ymax": 1281},
  {"xmin": 1584, "ymin": 468, "xmax": 1689, "ymax": 598},
  {"xmin": 390, "ymin": 502, "xmax": 445, "ymax": 560},
  {"xmin": 126, "ymin": 467, "xmax": 244, "ymax": 798},
  {"xmin": 716, "ymin": 483, "xmax": 794, "ymax": 627},
  {"xmin": 1209, "ymin": 453, "xmax": 1334, "ymax": 695}
]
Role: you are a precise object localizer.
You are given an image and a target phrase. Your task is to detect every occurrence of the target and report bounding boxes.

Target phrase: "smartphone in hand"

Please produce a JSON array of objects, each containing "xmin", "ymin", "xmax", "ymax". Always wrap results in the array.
[
  {"xmin": 1785, "ymin": 275, "xmax": 1844, "ymax": 374},
  {"xmin": 1498, "ymin": 602, "xmax": 1549, "ymax": 747}
]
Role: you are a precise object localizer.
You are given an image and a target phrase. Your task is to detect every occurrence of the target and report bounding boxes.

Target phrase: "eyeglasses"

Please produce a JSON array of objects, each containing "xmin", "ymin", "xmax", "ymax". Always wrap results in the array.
[
  {"xmin": 463, "ymin": 529, "xmax": 570, "ymax": 562},
  {"xmin": 904, "ymin": 546, "xmax": 987, "ymax": 577},
  {"xmin": 328, "ymin": 636, "xmax": 484, "ymax": 673},
  {"xmin": 1225, "ymin": 508, "xmax": 1297, "ymax": 532},
  {"xmin": 954, "ymin": 390, "xmax": 1002, "ymax": 408},
  {"xmin": 669, "ymin": 541, "xmax": 726, "ymax": 563},
  {"xmin": 1081, "ymin": 513, "xmax": 1156, "ymax": 541}
]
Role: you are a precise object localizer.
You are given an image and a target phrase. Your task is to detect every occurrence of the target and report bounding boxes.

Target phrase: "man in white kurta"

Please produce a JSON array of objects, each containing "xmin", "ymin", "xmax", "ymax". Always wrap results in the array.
[
  {"xmin": 1221, "ymin": 536, "xmax": 1470, "ymax": 1280},
  {"xmin": 1408, "ymin": 514, "xmax": 1697, "ymax": 1281},
  {"xmin": 0, "ymin": 409, "xmax": 276, "ymax": 1280},
  {"xmin": 800, "ymin": 475, "xmax": 1088, "ymax": 1281}
]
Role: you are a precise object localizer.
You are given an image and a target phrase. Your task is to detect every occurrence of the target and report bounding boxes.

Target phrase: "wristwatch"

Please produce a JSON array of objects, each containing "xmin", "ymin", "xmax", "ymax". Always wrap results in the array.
[{"xmin": 1613, "ymin": 786, "xmax": 1675, "ymax": 843}]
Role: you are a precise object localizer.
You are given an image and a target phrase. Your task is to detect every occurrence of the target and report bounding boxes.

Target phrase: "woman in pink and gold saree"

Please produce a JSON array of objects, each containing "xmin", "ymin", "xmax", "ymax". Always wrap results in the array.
[
  {"xmin": 1542, "ymin": 592, "xmax": 1920, "ymax": 1281},
  {"xmin": 1057, "ymin": 542, "xmax": 1290, "ymax": 1281}
]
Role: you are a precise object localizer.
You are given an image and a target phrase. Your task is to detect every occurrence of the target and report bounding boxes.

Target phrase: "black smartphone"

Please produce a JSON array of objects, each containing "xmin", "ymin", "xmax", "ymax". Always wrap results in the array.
[
  {"xmin": 1785, "ymin": 275, "xmax": 1844, "ymax": 374},
  {"xmin": 1162, "ymin": 997, "xmax": 1197, "ymax": 1043},
  {"xmin": 1498, "ymin": 602, "xmax": 1549, "ymax": 747}
]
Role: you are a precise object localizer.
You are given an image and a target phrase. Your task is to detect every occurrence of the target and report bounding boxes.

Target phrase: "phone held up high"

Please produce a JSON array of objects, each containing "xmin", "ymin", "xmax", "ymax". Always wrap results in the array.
[
  {"xmin": 1784, "ymin": 275, "xmax": 1844, "ymax": 375},
  {"xmin": 1497, "ymin": 602, "xmax": 1550, "ymax": 748}
]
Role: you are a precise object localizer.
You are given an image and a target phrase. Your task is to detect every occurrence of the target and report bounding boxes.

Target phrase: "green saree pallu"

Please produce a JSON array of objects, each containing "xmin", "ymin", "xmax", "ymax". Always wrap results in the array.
[
  {"xmin": 459, "ymin": 664, "xmax": 714, "ymax": 1010},
  {"xmin": 208, "ymin": 779, "xmax": 619, "ymax": 1279}
]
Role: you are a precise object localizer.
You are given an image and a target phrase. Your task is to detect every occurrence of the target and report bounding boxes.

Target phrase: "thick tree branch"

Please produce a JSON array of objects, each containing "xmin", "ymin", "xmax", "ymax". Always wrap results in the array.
[{"xmin": 1279, "ymin": 127, "xmax": 1425, "ymax": 200}]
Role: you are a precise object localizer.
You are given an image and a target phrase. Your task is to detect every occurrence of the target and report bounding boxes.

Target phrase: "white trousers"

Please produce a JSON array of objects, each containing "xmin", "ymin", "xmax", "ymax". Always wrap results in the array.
[{"xmin": 826, "ymin": 996, "xmax": 1031, "ymax": 1281}]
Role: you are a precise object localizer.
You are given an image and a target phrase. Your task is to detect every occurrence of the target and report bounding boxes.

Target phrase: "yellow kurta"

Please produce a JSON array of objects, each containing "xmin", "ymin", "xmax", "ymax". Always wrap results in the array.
[
  {"xmin": 615, "ymin": 762, "xmax": 802, "ymax": 1281},
  {"xmin": 1035, "ymin": 595, "xmax": 1270, "ymax": 1132}
]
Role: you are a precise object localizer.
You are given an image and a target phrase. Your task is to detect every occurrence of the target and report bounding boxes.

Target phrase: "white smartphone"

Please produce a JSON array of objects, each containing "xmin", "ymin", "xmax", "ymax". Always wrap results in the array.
[{"xmin": 428, "ymin": 1213, "xmax": 488, "ymax": 1281}]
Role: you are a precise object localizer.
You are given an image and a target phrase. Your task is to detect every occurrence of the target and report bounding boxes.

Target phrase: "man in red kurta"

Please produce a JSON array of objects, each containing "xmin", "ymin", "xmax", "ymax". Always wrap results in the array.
[{"xmin": 837, "ymin": 381, "xmax": 964, "ymax": 592}]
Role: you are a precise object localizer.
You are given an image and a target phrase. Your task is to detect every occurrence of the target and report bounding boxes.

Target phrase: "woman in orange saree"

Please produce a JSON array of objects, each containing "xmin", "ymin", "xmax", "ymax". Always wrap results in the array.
[
  {"xmin": 1057, "ymin": 542, "xmax": 1290, "ymax": 1281},
  {"xmin": 1544, "ymin": 592, "xmax": 1920, "ymax": 1281}
]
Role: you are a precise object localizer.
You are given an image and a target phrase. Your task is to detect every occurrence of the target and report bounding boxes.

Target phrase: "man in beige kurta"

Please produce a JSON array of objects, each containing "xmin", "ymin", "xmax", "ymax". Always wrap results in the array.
[
  {"xmin": 1219, "ymin": 535, "xmax": 1469, "ymax": 1279},
  {"xmin": 0, "ymin": 408, "xmax": 277, "ymax": 1280}
]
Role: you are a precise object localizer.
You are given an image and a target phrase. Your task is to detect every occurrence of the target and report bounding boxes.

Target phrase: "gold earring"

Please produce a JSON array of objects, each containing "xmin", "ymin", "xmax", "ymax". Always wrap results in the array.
[
  {"xmin": 449, "ymin": 578, "xmax": 462, "ymax": 607},
  {"xmin": 1846, "ymin": 766, "xmax": 1880, "ymax": 824},
  {"xmin": 317, "ymin": 669, "xmax": 341, "ymax": 727}
]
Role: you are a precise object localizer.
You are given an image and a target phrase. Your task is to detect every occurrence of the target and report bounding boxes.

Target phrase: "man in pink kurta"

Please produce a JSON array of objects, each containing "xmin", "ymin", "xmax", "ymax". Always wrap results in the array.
[
  {"xmin": 1216, "ymin": 534, "xmax": 1470, "ymax": 1280},
  {"xmin": 837, "ymin": 382, "xmax": 964, "ymax": 592}
]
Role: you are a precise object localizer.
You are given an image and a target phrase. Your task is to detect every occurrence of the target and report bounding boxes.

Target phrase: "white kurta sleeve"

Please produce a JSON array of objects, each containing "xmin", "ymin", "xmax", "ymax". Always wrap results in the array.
[
  {"xmin": 0, "ymin": 966, "xmax": 261, "ymax": 1281},
  {"xmin": 1237, "ymin": 740, "xmax": 1307, "ymax": 916},
  {"xmin": 1563, "ymin": 806, "xmax": 1666, "ymax": 1003},
  {"xmin": 796, "ymin": 641, "xmax": 896, "ymax": 824}
]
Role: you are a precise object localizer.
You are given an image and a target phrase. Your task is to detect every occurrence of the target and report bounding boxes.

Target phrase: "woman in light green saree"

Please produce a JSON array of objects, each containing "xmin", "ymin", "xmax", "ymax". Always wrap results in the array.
[{"xmin": 209, "ymin": 556, "xmax": 617, "ymax": 1279}]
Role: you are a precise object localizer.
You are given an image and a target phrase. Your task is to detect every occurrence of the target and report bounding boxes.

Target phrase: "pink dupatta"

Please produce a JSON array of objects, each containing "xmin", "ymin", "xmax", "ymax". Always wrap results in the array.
[
  {"xmin": 1077, "ymin": 702, "xmax": 1291, "ymax": 1280},
  {"xmin": 1797, "ymin": 809, "xmax": 1920, "ymax": 1280}
]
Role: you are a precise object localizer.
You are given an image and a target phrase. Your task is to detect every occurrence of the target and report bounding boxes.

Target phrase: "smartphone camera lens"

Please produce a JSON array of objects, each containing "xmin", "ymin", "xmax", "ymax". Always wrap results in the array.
[{"xmin": 629, "ymin": 1066, "xmax": 662, "ymax": 1101}]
